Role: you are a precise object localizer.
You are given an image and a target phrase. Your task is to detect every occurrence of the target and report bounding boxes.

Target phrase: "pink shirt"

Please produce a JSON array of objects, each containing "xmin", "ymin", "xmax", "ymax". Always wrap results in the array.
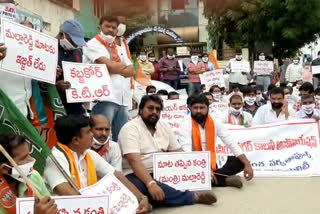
[
  {"xmin": 303, "ymin": 66, "xmax": 312, "ymax": 83},
  {"xmin": 187, "ymin": 61, "xmax": 206, "ymax": 83}
]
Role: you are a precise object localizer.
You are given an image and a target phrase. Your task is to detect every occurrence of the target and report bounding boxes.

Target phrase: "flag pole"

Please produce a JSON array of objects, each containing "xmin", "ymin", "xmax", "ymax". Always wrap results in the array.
[{"xmin": 0, "ymin": 144, "xmax": 42, "ymax": 198}]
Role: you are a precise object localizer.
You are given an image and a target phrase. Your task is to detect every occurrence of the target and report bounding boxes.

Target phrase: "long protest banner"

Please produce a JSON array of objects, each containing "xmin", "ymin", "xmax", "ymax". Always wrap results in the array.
[
  {"xmin": 62, "ymin": 62, "xmax": 114, "ymax": 103},
  {"xmin": 230, "ymin": 60, "xmax": 250, "ymax": 73},
  {"xmin": 80, "ymin": 173, "xmax": 139, "ymax": 214},
  {"xmin": 17, "ymin": 195, "xmax": 109, "ymax": 214},
  {"xmin": 199, "ymin": 69, "xmax": 226, "ymax": 90},
  {"xmin": 253, "ymin": 61, "xmax": 274, "ymax": 74},
  {"xmin": 216, "ymin": 120, "xmax": 320, "ymax": 177},
  {"xmin": 153, "ymin": 152, "xmax": 211, "ymax": 191},
  {"xmin": 0, "ymin": 18, "xmax": 58, "ymax": 84}
]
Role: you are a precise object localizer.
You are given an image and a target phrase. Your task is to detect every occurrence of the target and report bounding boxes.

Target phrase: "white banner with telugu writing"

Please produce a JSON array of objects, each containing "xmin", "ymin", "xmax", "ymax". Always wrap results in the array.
[
  {"xmin": 216, "ymin": 120, "xmax": 320, "ymax": 177},
  {"xmin": 230, "ymin": 60, "xmax": 250, "ymax": 73},
  {"xmin": 153, "ymin": 151, "xmax": 212, "ymax": 191},
  {"xmin": 199, "ymin": 69, "xmax": 226, "ymax": 90},
  {"xmin": 253, "ymin": 61, "xmax": 274, "ymax": 74}
]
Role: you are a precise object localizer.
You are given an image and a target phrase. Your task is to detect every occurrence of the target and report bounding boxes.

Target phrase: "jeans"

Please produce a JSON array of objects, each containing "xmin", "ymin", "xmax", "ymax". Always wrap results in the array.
[
  {"xmin": 126, "ymin": 173, "xmax": 195, "ymax": 207},
  {"xmin": 256, "ymin": 75, "xmax": 272, "ymax": 92},
  {"xmin": 163, "ymin": 80, "xmax": 179, "ymax": 90},
  {"xmin": 187, "ymin": 82, "xmax": 201, "ymax": 96},
  {"xmin": 213, "ymin": 156, "xmax": 245, "ymax": 187},
  {"xmin": 91, "ymin": 101, "xmax": 128, "ymax": 142}
]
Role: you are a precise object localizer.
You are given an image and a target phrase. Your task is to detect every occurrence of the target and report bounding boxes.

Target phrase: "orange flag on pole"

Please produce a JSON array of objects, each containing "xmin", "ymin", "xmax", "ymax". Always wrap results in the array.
[{"xmin": 209, "ymin": 49, "xmax": 220, "ymax": 70}]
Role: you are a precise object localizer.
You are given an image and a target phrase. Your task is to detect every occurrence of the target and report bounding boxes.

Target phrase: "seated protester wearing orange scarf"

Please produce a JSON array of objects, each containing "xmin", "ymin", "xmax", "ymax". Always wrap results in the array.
[
  {"xmin": 221, "ymin": 94, "xmax": 252, "ymax": 126},
  {"xmin": 178, "ymin": 94, "xmax": 254, "ymax": 190},
  {"xmin": 43, "ymin": 115, "xmax": 150, "ymax": 213},
  {"xmin": 0, "ymin": 134, "xmax": 56, "ymax": 214}
]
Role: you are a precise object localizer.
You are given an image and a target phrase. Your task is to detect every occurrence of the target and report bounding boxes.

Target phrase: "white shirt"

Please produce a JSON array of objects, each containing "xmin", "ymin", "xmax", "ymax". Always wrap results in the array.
[
  {"xmin": 0, "ymin": 72, "xmax": 32, "ymax": 117},
  {"xmin": 227, "ymin": 58, "xmax": 250, "ymax": 85},
  {"xmin": 44, "ymin": 147, "xmax": 115, "ymax": 190},
  {"xmin": 285, "ymin": 63, "xmax": 303, "ymax": 82},
  {"xmin": 295, "ymin": 109, "xmax": 320, "ymax": 119},
  {"xmin": 252, "ymin": 103, "xmax": 295, "ymax": 125},
  {"xmin": 178, "ymin": 115, "xmax": 243, "ymax": 156},
  {"xmin": 83, "ymin": 37, "xmax": 133, "ymax": 107},
  {"xmin": 221, "ymin": 109, "xmax": 253, "ymax": 126},
  {"xmin": 100, "ymin": 140, "xmax": 123, "ymax": 172}
]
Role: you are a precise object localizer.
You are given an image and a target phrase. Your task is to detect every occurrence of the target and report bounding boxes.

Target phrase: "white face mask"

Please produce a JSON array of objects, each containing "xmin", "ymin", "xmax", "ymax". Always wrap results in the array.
[
  {"xmin": 202, "ymin": 57, "xmax": 209, "ymax": 63},
  {"xmin": 191, "ymin": 56, "xmax": 199, "ymax": 64},
  {"xmin": 235, "ymin": 55, "xmax": 242, "ymax": 61},
  {"xmin": 212, "ymin": 93, "xmax": 222, "ymax": 102},
  {"xmin": 92, "ymin": 136, "xmax": 110, "ymax": 150},
  {"xmin": 293, "ymin": 60, "xmax": 299, "ymax": 64},
  {"xmin": 60, "ymin": 34, "xmax": 76, "ymax": 50},
  {"xmin": 230, "ymin": 107, "xmax": 242, "ymax": 116},
  {"xmin": 149, "ymin": 57, "xmax": 155, "ymax": 62},
  {"xmin": 315, "ymin": 95, "xmax": 320, "ymax": 101},
  {"xmin": 256, "ymin": 94, "xmax": 263, "ymax": 101},
  {"xmin": 139, "ymin": 55, "xmax": 147, "ymax": 62},
  {"xmin": 245, "ymin": 97, "xmax": 256, "ymax": 106},
  {"xmin": 5, "ymin": 159, "xmax": 35, "ymax": 183},
  {"xmin": 100, "ymin": 31, "xmax": 115, "ymax": 43},
  {"xmin": 117, "ymin": 23, "xmax": 126, "ymax": 36},
  {"xmin": 167, "ymin": 55, "xmax": 175, "ymax": 59},
  {"xmin": 302, "ymin": 103, "xmax": 315, "ymax": 115},
  {"xmin": 259, "ymin": 56, "xmax": 265, "ymax": 61}
]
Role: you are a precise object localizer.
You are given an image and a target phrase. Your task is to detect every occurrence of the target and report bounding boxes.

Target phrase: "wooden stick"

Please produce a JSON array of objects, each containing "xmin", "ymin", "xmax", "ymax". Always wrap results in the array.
[{"xmin": 0, "ymin": 144, "xmax": 42, "ymax": 198}]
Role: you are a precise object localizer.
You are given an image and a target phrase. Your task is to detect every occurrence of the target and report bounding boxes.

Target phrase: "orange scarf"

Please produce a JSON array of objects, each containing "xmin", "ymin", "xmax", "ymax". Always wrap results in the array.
[
  {"xmin": 228, "ymin": 114, "xmax": 244, "ymax": 125},
  {"xmin": 192, "ymin": 116, "xmax": 217, "ymax": 171},
  {"xmin": 57, "ymin": 143, "xmax": 97, "ymax": 189}
]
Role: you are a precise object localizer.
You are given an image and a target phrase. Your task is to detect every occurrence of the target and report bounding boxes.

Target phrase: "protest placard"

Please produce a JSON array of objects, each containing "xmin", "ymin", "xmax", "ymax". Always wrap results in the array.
[
  {"xmin": 62, "ymin": 61, "xmax": 114, "ymax": 103},
  {"xmin": 17, "ymin": 195, "xmax": 109, "ymax": 214},
  {"xmin": 0, "ymin": 3, "xmax": 16, "ymax": 20},
  {"xmin": 0, "ymin": 18, "xmax": 58, "ymax": 84},
  {"xmin": 160, "ymin": 99, "xmax": 189, "ymax": 136},
  {"xmin": 80, "ymin": 173, "xmax": 139, "ymax": 214},
  {"xmin": 199, "ymin": 69, "xmax": 226, "ymax": 90},
  {"xmin": 312, "ymin": 66, "xmax": 320, "ymax": 75},
  {"xmin": 209, "ymin": 102, "xmax": 228, "ymax": 114},
  {"xmin": 153, "ymin": 151, "xmax": 211, "ymax": 191},
  {"xmin": 230, "ymin": 60, "xmax": 250, "ymax": 73},
  {"xmin": 216, "ymin": 120, "xmax": 320, "ymax": 177},
  {"xmin": 253, "ymin": 61, "xmax": 274, "ymax": 74}
]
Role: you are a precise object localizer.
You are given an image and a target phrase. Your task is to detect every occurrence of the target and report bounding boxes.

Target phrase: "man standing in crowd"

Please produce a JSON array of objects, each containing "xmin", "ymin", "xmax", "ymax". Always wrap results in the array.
[
  {"xmin": 83, "ymin": 15, "xmax": 135, "ymax": 141},
  {"xmin": 202, "ymin": 53, "xmax": 215, "ymax": 71},
  {"xmin": 252, "ymin": 87, "xmax": 295, "ymax": 125},
  {"xmin": 118, "ymin": 95, "xmax": 217, "ymax": 207},
  {"xmin": 89, "ymin": 114, "xmax": 122, "ymax": 172},
  {"xmin": 255, "ymin": 52, "xmax": 272, "ymax": 92},
  {"xmin": 56, "ymin": 20, "xmax": 87, "ymax": 115},
  {"xmin": 225, "ymin": 49, "xmax": 250, "ymax": 91},
  {"xmin": 179, "ymin": 94, "xmax": 254, "ymax": 189},
  {"xmin": 295, "ymin": 95, "xmax": 320, "ymax": 120},
  {"xmin": 138, "ymin": 51, "xmax": 154, "ymax": 79},
  {"xmin": 243, "ymin": 87, "xmax": 261, "ymax": 116},
  {"xmin": 311, "ymin": 51, "xmax": 320, "ymax": 88},
  {"xmin": 149, "ymin": 53, "xmax": 162, "ymax": 81},
  {"xmin": 159, "ymin": 48, "xmax": 181, "ymax": 89},
  {"xmin": 293, "ymin": 82, "xmax": 319, "ymax": 111},
  {"xmin": 285, "ymin": 56, "xmax": 303, "ymax": 86},
  {"xmin": 187, "ymin": 52, "xmax": 206, "ymax": 95},
  {"xmin": 44, "ymin": 115, "xmax": 150, "ymax": 213}
]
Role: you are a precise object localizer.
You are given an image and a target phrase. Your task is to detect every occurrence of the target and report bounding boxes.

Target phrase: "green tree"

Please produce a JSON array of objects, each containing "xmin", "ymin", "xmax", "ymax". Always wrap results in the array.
[{"xmin": 204, "ymin": 0, "xmax": 320, "ymax": 58}]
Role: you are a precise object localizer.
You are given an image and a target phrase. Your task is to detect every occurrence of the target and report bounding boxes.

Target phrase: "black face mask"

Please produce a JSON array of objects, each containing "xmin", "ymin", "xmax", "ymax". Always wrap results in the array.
[
  {"xmin": 272, "ymin": 103, "xmax": 283, "ymax": 110},
  {"xmin": 191, "ymin": 113, "xmax": 208, "ymax": 124}
]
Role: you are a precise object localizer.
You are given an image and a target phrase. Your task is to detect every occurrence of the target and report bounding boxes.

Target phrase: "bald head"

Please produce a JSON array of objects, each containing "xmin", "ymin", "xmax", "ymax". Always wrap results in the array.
[{"xmin": 89, "ymin": 114, "xmax": 111, "ymax": 143}]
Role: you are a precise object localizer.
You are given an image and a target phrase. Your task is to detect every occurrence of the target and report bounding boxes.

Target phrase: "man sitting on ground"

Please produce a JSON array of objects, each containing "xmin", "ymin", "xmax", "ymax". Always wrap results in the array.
[
  {"xmin": 168, "ymin": 91, "xmax": 179, "ymax": 100},
  {"xmin": 295, "ymin": 95, "xmax": 320, "ymax": 121},
  {"xmin": 243, "ymin": 86, "xmax": 260, "ymax": 117},
  {"xmin": 44, "ymin": 115, "xmax": 150, "ymax": 213},
  {"xmin": 118, "ymin": 95, "xmax": 216, "ymax": 207},
  {"xmin": 179, "ymin": 94, "xmax": 254, "ymax": 190},
  {"xmin": 89, "ymin": 114, "xmax": 122, "ymax": 172},
  {"xmin": 293, "ymin": 82, "xmax": 320, "ymax": 111},
  {"xmin": 146, "ymin": 85, "xmax": 156, "ymax": 95}
]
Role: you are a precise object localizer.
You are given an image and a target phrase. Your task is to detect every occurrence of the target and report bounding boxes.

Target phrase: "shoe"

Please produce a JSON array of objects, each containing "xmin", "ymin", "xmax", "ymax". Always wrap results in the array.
[
  {"xmin": 225, "ymin": 175, "xmax": 243, "ymax": 188},
  {"xmin": 194, "ymin": 191, "xmax": 217, "ymax": 204}
]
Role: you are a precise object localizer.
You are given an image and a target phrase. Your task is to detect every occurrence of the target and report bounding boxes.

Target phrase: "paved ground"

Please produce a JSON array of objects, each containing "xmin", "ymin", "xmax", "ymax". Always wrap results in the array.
[{"xmin": 153, "ymin": 177, "xmax": 320, "ymax": 214}]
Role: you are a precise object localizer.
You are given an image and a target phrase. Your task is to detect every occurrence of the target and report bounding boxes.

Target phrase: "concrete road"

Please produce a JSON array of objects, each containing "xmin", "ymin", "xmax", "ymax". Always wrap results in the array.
[{"xmin": 153, "ymin": 177, "xmax": 320, "ymax": 214}]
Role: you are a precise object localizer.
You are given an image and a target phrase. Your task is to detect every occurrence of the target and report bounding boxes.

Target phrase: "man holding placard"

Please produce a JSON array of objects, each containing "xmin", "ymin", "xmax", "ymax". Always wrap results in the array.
[
  {"xmin": 179, "ymin": 94, "xmax": 254, "ymax": 189},
  {"xmin": 119, "ymin": 95, "xmax": 217, "ymax": 207},
  {"xmin": 311, "ymin": 51, "xmax": 320, "ymax": 88},
  {"xmin": 254, "ymin": 52, "xmax": 273, "ymax": 92}
]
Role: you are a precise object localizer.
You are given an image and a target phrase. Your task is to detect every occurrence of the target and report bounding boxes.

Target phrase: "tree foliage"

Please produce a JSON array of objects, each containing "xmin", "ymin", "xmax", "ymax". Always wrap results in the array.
[{"xmin": 204, "ymin": 0, "xmax": 320, "ymax": 58}]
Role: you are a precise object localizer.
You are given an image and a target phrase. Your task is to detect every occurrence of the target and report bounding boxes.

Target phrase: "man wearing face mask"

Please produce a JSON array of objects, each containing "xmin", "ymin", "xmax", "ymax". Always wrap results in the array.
[
  {"xmin": 295, "ymin": 95, "xmax": 320, "ymax": 121},
  {"xmin": 138, "ymin": 51, "xmax": 154, "ymax": 80},
  {"xmin": 187, "ymin": 52, "xmax": 206, "ymax": 95},
  {"xmin": 56, "ymin": 19, "xmax": 87, "ymax": 115},
  {"xmin": 0, "ymin": 134, "xmax": 56, "ymax": 214},
  {"xmin": 159, "ymin": 48, "xmax": 181, "ymax": 89},
  {"xmin": 202, "ymin": 53, "xmax": 214, "ymax": 71},
  {"xmin": 311, "ymin": 51, "xmax": 320, "ymax": 88},
  {"xmin": 89, "ymin": 114, "xmax": 122, "ymax": 172},
  {"xmin": 221, "ymin": 94, "xmax": 252, "ymax": 126},
  {"xmin": 252, "ymin": 87, "xmax": 295, "ymax": 125},
  {"xmin": 292, "ymin": 82, "xmax": 320, "ymax": 111},
  {"xmin": 243, "ymin": 87, "xmax": 260, "ymax": 116},
  {"xmin": 255, "ymin": 85, "xmax": 267, "ymax": 106},
  {"xmin": 225, "ymin": 49, "xmax": 251, "ymax": 91},
  {"xmin": 285, "ymin": 56, "xmax": 303, "ymax": 86},
  {"xmin": 255, "ymin": 53, "xmax": 273, "ymax": 92},
  {"xmin": 209, "ymin": 85, "xmax": 224, "ymax": 102},
  {"xmin": 83, "ymin": 15, "xmax": 135, "ymax": 142}
]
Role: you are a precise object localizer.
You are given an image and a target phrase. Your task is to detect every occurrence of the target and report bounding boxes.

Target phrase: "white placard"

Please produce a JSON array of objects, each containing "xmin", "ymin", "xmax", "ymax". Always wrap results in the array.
[
  {"xmin": 0, "ymin": 18, "xmax": 57, "ymax": 84},
  {"xmin": 80, "ymin": 173, "xmax": 139, "ymax": 214},
  {"xmin": 230, "ymin": 60, "xmax": 250, "ymax": 73},
  {"xmin": 312, "ymin": 66, "xmax": 320, "ymax": 75},
  {"xmin": 153, "ymin": 152, "xmax": 211, "ymax": 191},
  {"xmin": 199, "ymin": 69, "xmax": 226, "ymax": 90},
  {"xmin": 62, "ymin": 61, "xmax": 114, "ymax": 103},
  {"xmin": 17, "ymin": 195, "xmax": 109, "ymax": 214},
  {"xmin": 253, "ymin": 61, "xmax": 274, "ymax": 74}
]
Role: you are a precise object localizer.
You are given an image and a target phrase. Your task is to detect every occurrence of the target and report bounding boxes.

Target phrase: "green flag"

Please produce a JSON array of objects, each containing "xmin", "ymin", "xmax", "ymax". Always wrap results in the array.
[{"xmin": 0, "ymin": 88, "xmax": 51, "ymax": 174}]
